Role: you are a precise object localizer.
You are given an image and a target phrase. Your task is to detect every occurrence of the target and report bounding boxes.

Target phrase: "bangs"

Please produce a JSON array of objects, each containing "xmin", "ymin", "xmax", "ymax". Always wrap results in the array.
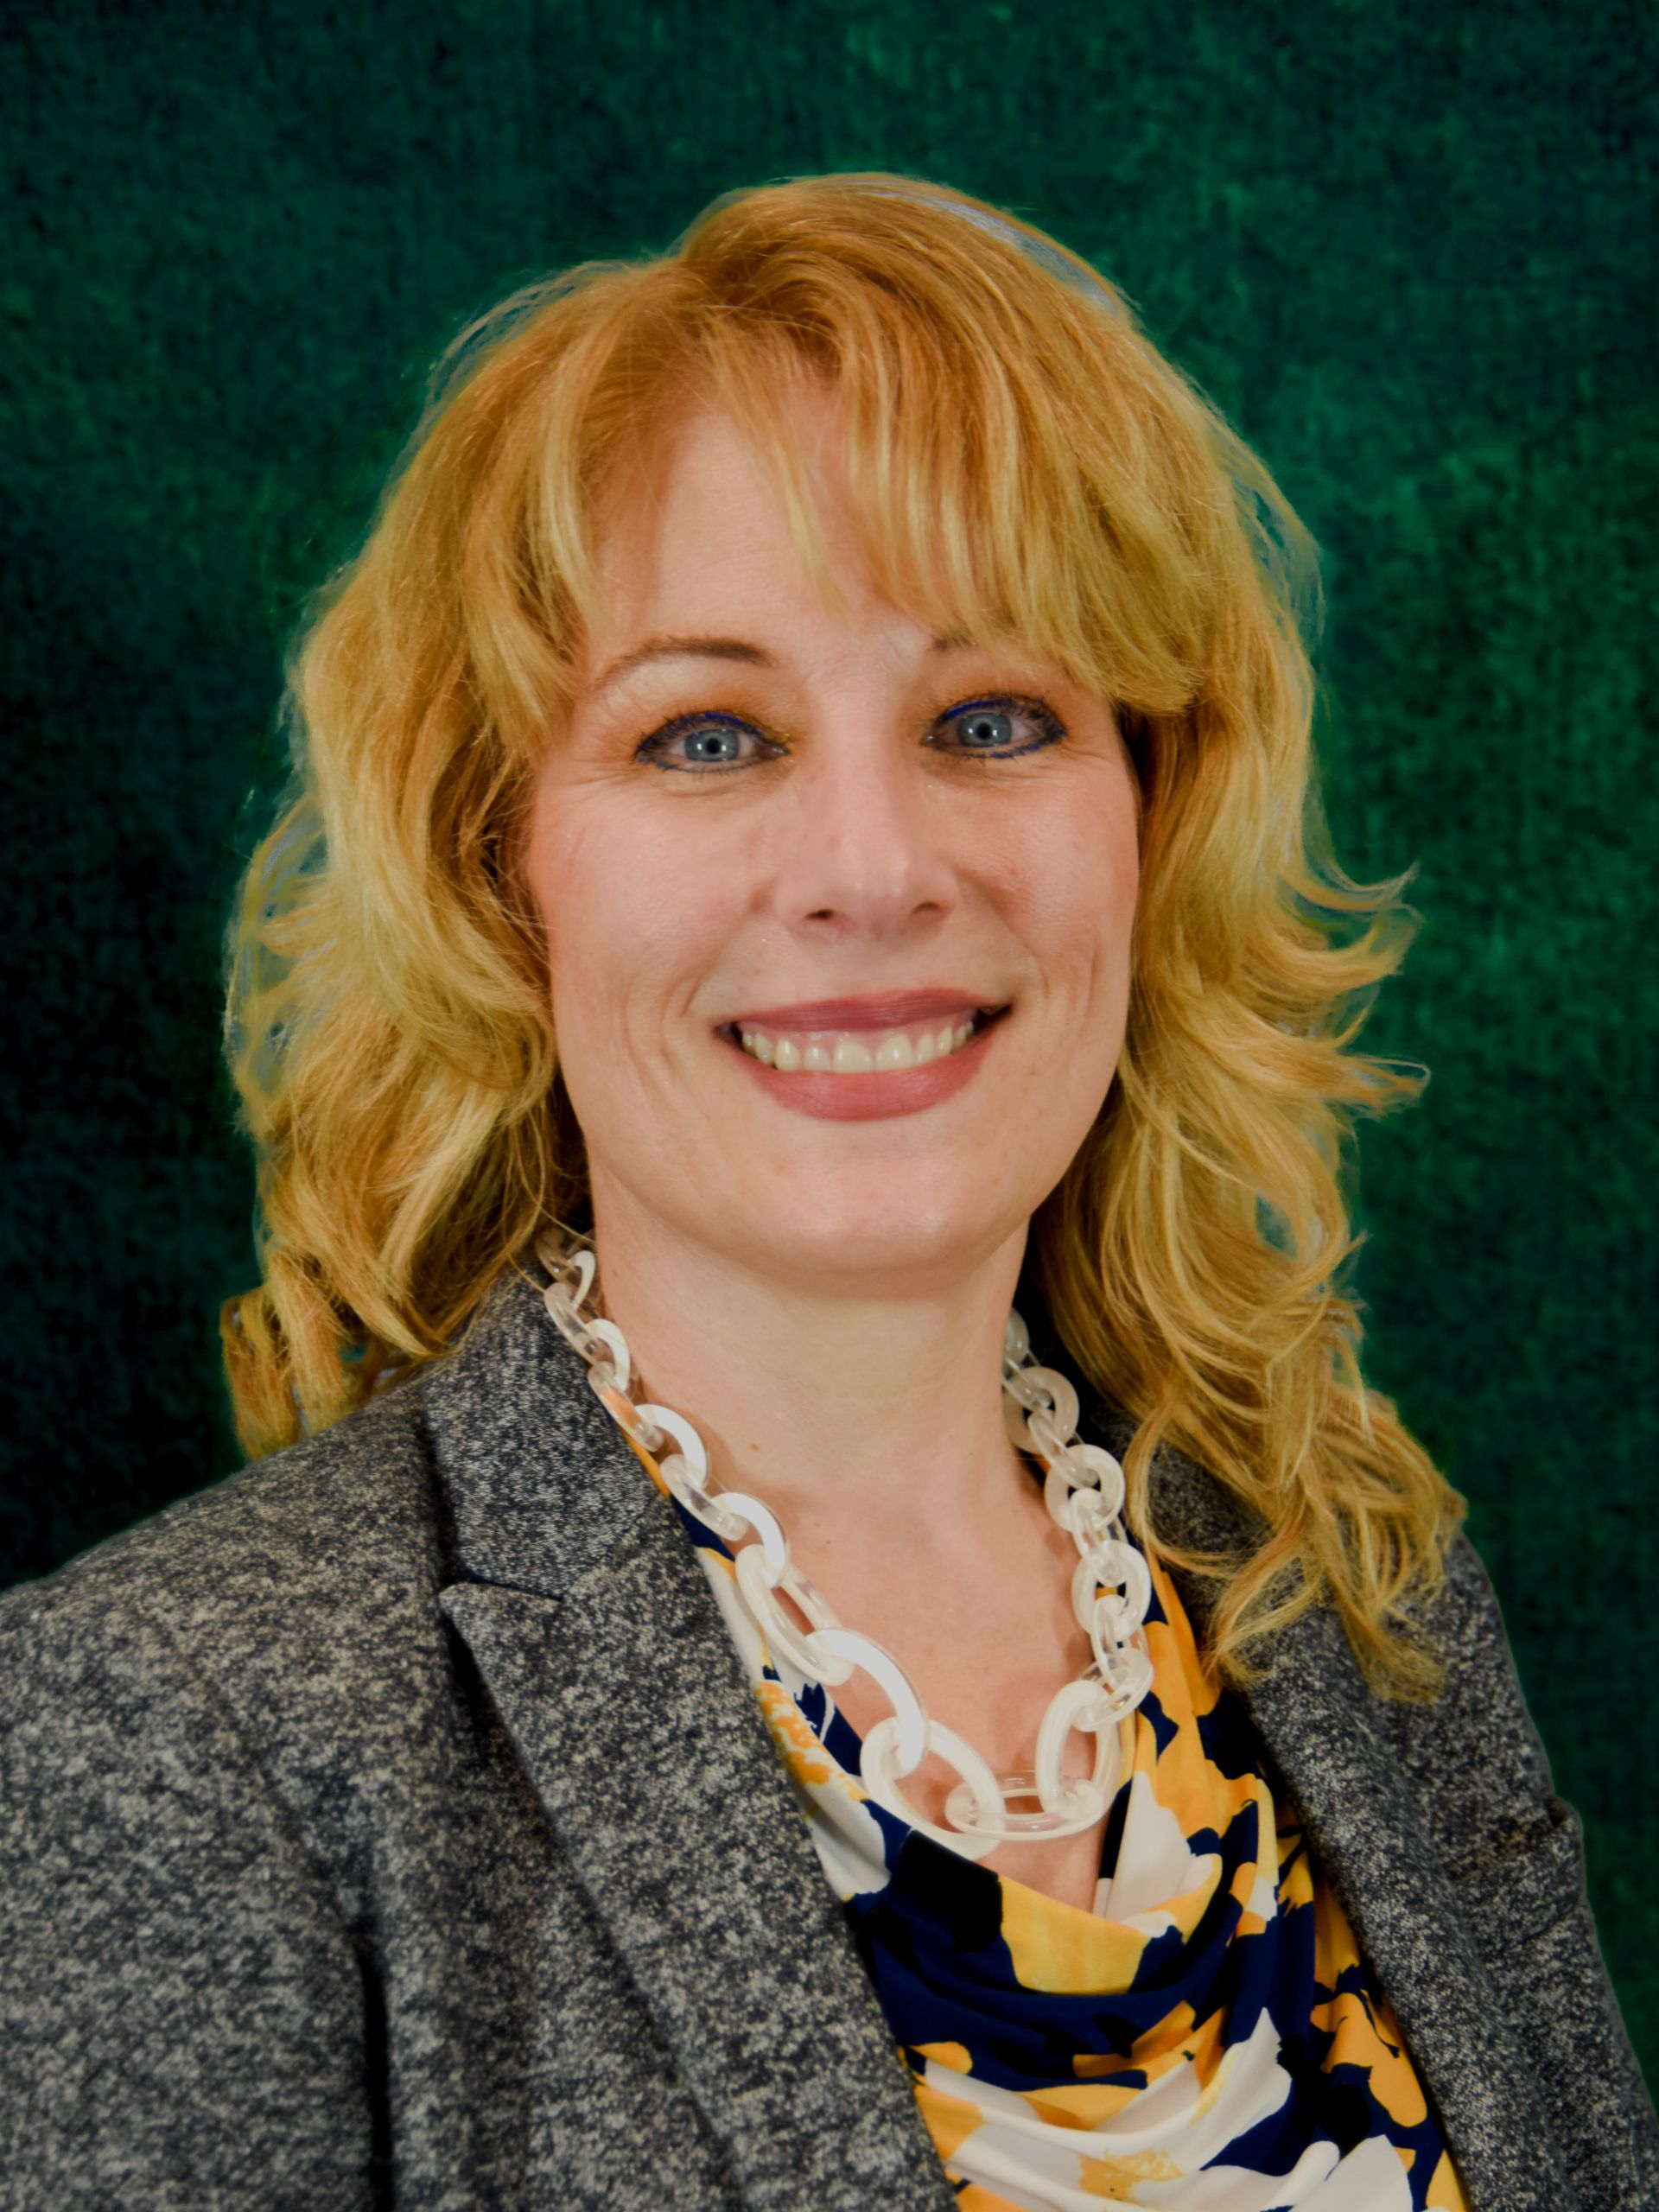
[{"xmin": 495, "ymin": 176, "xmax": 1280, "ymax": 747}]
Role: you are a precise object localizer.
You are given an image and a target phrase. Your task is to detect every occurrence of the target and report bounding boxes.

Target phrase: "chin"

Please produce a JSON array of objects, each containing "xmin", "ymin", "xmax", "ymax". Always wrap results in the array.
[{"xmin": 715, "ymin": 1177, "xmax": 1022, "ymax": 1294}]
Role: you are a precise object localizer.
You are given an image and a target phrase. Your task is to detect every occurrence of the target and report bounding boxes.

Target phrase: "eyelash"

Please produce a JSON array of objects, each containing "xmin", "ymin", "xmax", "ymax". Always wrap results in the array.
[{"xmin": 634, "ymin": 693, "xmax": 1068, "ymax": 774}]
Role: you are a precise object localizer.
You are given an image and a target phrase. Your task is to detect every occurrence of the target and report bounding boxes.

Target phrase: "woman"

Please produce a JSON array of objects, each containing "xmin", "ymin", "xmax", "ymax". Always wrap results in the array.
[{"xmin": 1, "ymin": 174, "xmax": 1651, "ymax": 2211}]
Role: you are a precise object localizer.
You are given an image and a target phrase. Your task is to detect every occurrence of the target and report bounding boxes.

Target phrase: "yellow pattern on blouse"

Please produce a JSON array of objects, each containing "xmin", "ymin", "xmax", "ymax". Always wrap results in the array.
[{"xmin": 624, "ymin": 1427, "xmax": 1469, "ymax": 2211}]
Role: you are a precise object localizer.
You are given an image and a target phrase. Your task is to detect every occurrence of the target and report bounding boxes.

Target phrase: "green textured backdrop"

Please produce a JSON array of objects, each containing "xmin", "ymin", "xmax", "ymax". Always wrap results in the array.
[{"xmin": 3, "ymin": 0, "xmax": 1655, "ymax": 2083}]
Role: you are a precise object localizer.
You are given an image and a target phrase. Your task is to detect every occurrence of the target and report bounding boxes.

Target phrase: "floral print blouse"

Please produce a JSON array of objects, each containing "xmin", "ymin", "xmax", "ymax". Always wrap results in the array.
[{"xmin": 625, "ymin": 1428, "xmax": 1468, "ymax": 2211}]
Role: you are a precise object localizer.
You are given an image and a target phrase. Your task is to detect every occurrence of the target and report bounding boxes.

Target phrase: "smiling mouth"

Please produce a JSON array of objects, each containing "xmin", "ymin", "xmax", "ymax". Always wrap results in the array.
[{"xmin": 716, "ymin": 1005, "xmax": 1009, "ymax": 1074}]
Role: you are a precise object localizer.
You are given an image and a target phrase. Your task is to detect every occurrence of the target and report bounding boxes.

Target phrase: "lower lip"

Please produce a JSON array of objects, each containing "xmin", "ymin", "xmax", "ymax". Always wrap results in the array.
[{"xmin": 721, "ymin": 1015, "xmax": 1004, "ymax": 1122}]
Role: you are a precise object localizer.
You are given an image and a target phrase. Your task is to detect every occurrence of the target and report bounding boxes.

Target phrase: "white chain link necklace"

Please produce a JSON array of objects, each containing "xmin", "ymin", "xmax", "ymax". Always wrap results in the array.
[{"xmin": 535, "ymin": 1230, "xmax": 1155, "ymax": 1860}]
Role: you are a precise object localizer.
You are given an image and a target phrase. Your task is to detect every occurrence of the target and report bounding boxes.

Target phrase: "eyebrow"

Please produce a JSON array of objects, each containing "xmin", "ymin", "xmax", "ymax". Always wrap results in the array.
[{"xmin": 593, "ymin": 629, "xmax": 973, "ymax": 695}]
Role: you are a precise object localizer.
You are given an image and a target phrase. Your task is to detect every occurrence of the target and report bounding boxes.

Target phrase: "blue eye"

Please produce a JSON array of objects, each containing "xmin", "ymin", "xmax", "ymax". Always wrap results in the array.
[
  {"xmin": 637, "ymin": 712, "xmax": 783, "ymax": 772},
  {"xmin": 932, "ymin": 696, "xmax": 1065, "ymax": 757},
  {"xmin": 634, "ymin": 692, "xmax": 1065, "ymax": 773}
]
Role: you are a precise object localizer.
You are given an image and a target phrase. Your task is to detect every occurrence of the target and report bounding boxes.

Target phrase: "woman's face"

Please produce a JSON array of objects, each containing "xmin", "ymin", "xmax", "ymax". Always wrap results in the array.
[{"xmin": 522, "ymin": 385, "xmax": 1141, "ymax": 1295}]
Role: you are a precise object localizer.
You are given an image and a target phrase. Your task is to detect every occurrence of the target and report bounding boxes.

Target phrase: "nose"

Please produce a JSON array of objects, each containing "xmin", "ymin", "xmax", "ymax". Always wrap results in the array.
[{"xmin": 773, "ymin": 718, "xmax": 958, "ymax": 944}]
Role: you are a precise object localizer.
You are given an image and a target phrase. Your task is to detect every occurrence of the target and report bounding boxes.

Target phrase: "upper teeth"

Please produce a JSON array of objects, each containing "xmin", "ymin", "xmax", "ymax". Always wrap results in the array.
[{"xmin": 737, "ymin": 1017, "xmax": 979, "ymax": 1072}]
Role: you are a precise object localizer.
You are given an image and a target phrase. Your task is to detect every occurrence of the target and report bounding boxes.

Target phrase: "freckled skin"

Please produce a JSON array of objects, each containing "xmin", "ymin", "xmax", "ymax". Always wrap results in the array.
[{"xmin": 521, "ymin": 387, "xmax": 1142, "ymax": 1909}]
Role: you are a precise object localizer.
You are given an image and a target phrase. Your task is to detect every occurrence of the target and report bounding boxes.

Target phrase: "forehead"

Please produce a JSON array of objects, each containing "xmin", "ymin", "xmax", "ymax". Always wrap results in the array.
[
  {"xmin": 585, "ymin": 388, "xmax": 855, "ymax": 625},
  {"xmin": 566, "ymin": 368, "xmax": 1094, "ymax": 702},
  {"xmin": 576, "ymin": 411, "xmax": 970, "ymax": 707},
  {"xmin": 571, "ymin": 400, "xmax": 974, "ymax": 712}
]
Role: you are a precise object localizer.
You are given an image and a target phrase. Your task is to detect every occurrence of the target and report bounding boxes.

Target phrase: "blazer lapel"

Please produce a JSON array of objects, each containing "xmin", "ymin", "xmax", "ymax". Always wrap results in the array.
[
  {"xmin": 1078, "ymin": 1396, "xmax": 1572, "ymax": 2209},
  {"xmin": 1234, "ymin": 1599, "xmax": 1573, "ymax": 2212},
  {"xmin": 424, "ymin": 1259, "xmax": 954, "ymax": 2212}
]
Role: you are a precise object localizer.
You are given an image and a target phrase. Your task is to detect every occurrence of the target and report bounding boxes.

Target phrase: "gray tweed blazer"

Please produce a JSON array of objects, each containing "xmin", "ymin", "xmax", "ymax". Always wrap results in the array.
[{"xmin": 2, "ymin": 1251, "xmax": 1654, "ymax": 2212}]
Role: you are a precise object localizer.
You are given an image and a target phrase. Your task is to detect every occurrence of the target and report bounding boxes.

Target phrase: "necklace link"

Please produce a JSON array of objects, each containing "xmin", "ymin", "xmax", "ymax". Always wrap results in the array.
[{"xmin": 533, "ymin": 1230, "xmax": 1154, "ymax": 1854}]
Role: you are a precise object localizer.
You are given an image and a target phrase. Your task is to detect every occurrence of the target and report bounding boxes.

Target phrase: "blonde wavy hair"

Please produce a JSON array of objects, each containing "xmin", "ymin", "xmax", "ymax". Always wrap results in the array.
[{"xmin": 223, "ymin": 171, "xmax": 1463, "ymax": 1696}]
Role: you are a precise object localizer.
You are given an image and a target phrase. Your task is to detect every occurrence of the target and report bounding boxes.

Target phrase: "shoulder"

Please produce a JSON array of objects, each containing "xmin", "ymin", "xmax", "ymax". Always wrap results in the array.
[
  {"xmin": 0, "ymin": 1398, "xmax": 429, "ymax": 2202},
  {"xmin": 3, "ymin": 1375, "xmax": 435, "ymax": 1634},
  {"xmin": 1275, "ymin": 1522, "xmax": 1605, "ymax": 1994},
  {"xmin": 1143, "ymin": 1418, "xmax": 1567, "ymax": 1885},
  {"xmin": 1393, "ymin": 1534, "xmax": 1659, "ymax": 2202},
  {"xmin": 0, "ymin": 1376, "xmax": 448, "ymax": 1795},
  {"xmin": 1370, "ymin": 1529, "xmax": 1570, "ymax": 1879},
  {"xmin": 1147, "ymin": 1423, "xmax": 1592, "ymax": 1948}
]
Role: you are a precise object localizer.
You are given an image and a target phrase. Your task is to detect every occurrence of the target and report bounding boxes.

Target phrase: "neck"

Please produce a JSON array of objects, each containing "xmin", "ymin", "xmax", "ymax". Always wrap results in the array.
[{"xmin": 583, "ymin": 1182, "xmax": 1033, "ymax": 1544}]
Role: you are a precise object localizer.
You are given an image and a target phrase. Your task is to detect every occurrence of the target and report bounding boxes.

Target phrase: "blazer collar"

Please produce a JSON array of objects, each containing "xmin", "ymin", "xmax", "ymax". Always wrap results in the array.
[
  {"xmin": 423, "ymin": 1251, "xmax": 1561, "ymax": 2212},
  {"xmin": 421, "ymin": 1253, "xmax": 657, "ymax": 1596},
  {"xmin": 423, "ymin": 1255, "xmax": 956, "ymax": 2212}
]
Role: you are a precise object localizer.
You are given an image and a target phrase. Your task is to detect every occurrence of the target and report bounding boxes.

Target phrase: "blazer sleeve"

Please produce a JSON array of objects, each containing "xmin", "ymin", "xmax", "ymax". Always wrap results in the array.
[
  {"xmin": 1381, "ymin": 1531, "xmax": 1659, "ymax": 2212},
  {"xmin": 0, "ymin": 1568, "xmax": 378, "ymax": 2211}
]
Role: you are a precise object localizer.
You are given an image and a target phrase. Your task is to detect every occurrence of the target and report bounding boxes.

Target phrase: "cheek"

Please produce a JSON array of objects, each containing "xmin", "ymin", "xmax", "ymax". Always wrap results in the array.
[
  {"xmin": 1004, "ymin": 778, "xmax": 1140, "ymax": 985},
  {"xmin": 526, "ymin": 786, "xmax": 736, "ymax": 1047},
  {"xmin": 1024, "ymin": 793, "xmax": 1140, "ymax": 1145}
]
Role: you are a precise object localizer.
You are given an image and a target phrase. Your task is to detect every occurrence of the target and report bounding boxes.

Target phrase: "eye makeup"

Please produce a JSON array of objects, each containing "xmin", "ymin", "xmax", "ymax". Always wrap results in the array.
[{"xmin": 633, "ymin": 691, "xmax": 1068, "ymax": 773}]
